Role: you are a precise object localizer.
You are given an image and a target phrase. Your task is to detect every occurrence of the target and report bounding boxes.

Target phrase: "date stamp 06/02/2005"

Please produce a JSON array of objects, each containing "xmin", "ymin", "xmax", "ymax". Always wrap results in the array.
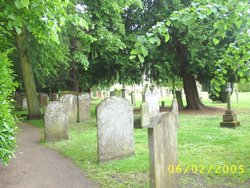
[{"xmin": 167, "ymin": 165, "xmax": 245, "ymax": 175}]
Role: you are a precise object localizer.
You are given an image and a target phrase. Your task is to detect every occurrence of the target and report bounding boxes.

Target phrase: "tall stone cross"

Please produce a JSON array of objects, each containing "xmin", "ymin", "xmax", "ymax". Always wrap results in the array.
[
  {"xmin": 226, "ymin": 82, "xmax": 232, "ymax": 111},
  {"xmin": 220, "ymin": 82, "xmax": 240, "ymax": 128}
]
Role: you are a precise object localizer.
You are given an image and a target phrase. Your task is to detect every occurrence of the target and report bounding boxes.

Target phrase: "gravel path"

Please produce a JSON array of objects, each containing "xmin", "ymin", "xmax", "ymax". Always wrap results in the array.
[{"xmin": 0, "ymin": 123, "xmax": 98, "ymax": 188}]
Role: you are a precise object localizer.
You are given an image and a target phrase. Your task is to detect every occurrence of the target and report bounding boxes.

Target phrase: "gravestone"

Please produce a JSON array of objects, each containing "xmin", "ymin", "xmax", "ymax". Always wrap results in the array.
[
  {"xmin": 79, "ymin": 94, "xmax": 91, "ymax": 121},
  {"xmin": 38, "ymin": 92, "xmax": 48, "ymax": 108},
  {"xmin": 148, "ymin": 112, "xmax": 178, "ymax": 188},
  {"xmin": 145, "ymin": 87, "xmax": 160, "ymax": 118},
  {"xmin": 171, "ymin": 99, "xmax": 179, "ymax": 117},
  {"xmin": 60, "ymin": 94, "xmax": 77, "ymax": 123},
  {"xmin": 97, "ymin": 96, "xmax": 134, "ymax": 162},
  {"xmin": 22, "ymin": 97, "xmax": 28, "ymax": 110},
  {"xmin": 131, "ymin": 90, "xmax": 136, "ymax": 106},
  {"xmin": 220, "ymin": 83, "xmax": 240, "ymax": 128},
  {"xmin": 141, "ymin": 101, "xmax": 151, "ymax": 128},
  {"xmin": 44, "ymin": 101, "xmax": 68, "ymax": 141}
]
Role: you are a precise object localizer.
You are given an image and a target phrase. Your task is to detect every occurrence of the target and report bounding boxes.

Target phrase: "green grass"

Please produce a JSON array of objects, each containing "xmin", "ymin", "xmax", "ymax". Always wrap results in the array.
[{"xmin": 24, "ymin": 94, "xmax": 250, "ymax": 187}]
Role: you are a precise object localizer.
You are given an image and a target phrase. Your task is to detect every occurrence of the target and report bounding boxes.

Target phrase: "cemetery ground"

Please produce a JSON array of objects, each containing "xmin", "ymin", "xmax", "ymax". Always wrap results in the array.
[{"xmin": 17, "ymin": 93, "xmax": 250, "ymax": 187}]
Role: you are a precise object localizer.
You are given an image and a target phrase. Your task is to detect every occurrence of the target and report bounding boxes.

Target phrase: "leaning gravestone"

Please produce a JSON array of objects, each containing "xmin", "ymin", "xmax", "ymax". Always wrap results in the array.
[
  {"xmin": 22, "ymin": 97, "xmax": 28, "ymax": 110},
  {"xmin": 148, "ymin": 112, "xmax": 178, "ymax": 188},
  {"xmin": 44, "ymin": 101, "xmax": 68, "ymax": 141},
  {"xmin": 79, "ymin": 94, "xmax": 91, "ymax": 121},
  {"xmin": 97, "ymin": 96, "xmax": 134, "ymax": 162},
  {"xmin": 60, "ymin": 94, "xmax": 77, "ymax": 123}
]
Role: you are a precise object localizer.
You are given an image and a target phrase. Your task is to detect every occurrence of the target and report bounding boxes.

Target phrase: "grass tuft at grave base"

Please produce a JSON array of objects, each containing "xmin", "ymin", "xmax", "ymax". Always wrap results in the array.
[{"xmin": 26, "ymin": 93, "xmax": 250, "ymax": 188}]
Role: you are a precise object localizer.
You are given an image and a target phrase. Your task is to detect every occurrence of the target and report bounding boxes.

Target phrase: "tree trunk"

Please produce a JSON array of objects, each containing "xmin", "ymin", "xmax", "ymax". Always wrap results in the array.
[
  {"xmin": 177, "ymin": 40, "xmax": 206, "ymax": 110},
  {"xmin": 182, "ymin": 69, "xmax": 205, "ymax": 110},
  {"xmin": 70, "ymin": 64, "xmax": 79, "ymax": 92},
  {"xmin": 69, "ymin": 37, "xmax": 79, "ymax": 92},
  {"xmin": 16, "ymin": 26, "xmax": 41, "ymax": 119}
]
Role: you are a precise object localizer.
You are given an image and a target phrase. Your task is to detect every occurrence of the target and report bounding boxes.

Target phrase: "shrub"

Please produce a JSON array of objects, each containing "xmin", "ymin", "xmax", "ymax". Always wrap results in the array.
[{"xmin": 0, "ymin": 52, "xmax": 17, "ymax": 165}]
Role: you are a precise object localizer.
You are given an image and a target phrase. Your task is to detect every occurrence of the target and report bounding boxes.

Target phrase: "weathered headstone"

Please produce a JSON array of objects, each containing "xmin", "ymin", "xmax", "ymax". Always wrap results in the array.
[
  {"xmin": 141, "ymin": 101, "xmax": 151, "ymax": 128},
  {"xmin": 131, "ymin": 90, "xmax": 136, "ymax": 106},
  {"xmin": 79, "ymin": 94, "xmax": 91, "ymax": 121},
  {"xmin": 171, "ymin": 99, "xmax": 179, "ymax": 117},
  {"xmin": 22, "ymin": 97, "xmax": 28, "ymax": 110},
  {"xmin": 60, "ymin": 94, "xmax": 77, "ymax": 123},
  {"xmin": 220, "ymin": 83, "xmax": 240, "ymax": 128},
  {"xmin": 97, "ymin": 96, "xmax": 134, "ymax": 162},
  {"xmin": 148, "ymin": 112, "xmax": 178, "ymax": 188},
  {"xmin": 145, "ymin": 87, "xmax": 160, "ymax": 118},
  {"xmin": 44, "ymin": 101, "xmax": 68, "ymax": 141},
  {"xmin": 38, "ymin": 92, "xmax": 48, "ymax": 108}
]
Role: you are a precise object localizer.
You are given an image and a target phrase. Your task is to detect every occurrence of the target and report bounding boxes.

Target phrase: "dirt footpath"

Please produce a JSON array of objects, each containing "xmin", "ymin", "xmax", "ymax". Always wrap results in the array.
[{"xmin": 0, "ymin": 123, "xmax": 98, "ymax": 188}]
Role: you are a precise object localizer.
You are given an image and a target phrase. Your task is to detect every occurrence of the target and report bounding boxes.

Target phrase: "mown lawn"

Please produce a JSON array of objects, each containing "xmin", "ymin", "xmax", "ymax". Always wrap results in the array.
[{"xmin": 24, "ymin": 93, "xmax": 250, "ymax": 188}]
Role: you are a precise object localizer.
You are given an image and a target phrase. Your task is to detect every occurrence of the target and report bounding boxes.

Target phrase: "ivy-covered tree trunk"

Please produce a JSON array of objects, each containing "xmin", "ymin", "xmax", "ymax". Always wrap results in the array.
[{"xmin": 16, "ymin": 26, "xmax": 41, "ymax": 119}]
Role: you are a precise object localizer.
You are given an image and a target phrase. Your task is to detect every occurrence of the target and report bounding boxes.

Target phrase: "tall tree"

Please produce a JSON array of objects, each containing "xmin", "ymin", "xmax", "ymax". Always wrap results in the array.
[
  {"xmin": 130, "ymin": 0, "xmax": 250, "ymax": 109},
  {"xmin": 1, "ymin": 0, "xmax": 69, "ymax": 118}
]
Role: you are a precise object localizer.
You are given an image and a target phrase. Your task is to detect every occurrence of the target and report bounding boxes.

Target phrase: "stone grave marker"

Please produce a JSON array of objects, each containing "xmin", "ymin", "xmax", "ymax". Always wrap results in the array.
[
  {"xmin": 141, "ymin": 101, "xmax": 151, "ymax": 128},
  {"xmin": 60, "ymin": 94, "xmax": 77, "ymax": 123},
  {"xmin": 79, "ymin": 93, "xmax": 91, "ymax": 121},
  {"xmin": 38, "ymin": 92, "xmax": 48, "ymax": 108},
  {"xmin": 22, "ymin": 97, "xmax": 28, "ymax": 110},
  {"xmin": 220, "ymin": 82, "xmax": 240, "ymax": 128},
  {"xmin": 148, "ymin": 112, "xmax": 178, "ymax": 188},
  {"xmin": 145, "ymin": 87, "xmax": 160, "ymax": 118},
  {"xmin": 44, "ymin": 101, "xmax": 68, "ymax": 141},
  {"xmin": 142, "ymin": 87, "xmax": 161, "ymax": 128},
  {"xmin": 97, "ymin": 96, "xmax": 134, "ymax": 162}
]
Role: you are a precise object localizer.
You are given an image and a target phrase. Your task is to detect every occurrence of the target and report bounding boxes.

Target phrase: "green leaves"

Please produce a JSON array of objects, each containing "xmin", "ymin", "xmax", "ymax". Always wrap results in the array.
[
  {"xmin": 213, "ymin": 38, "xmax": 219, "ymax": 45},
  {"xmin": 15, "ymin": 0, "xmax": 30, "ymax": 9},
  {"xmin": 0, "ymin": 52, "xmax": 17, "ymax": 165}
]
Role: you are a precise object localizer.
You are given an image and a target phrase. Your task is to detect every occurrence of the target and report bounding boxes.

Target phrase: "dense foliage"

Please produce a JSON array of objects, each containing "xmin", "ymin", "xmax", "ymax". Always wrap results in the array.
[
  {"xmin": 0, "ymin": 52, "xmax": 17, "ymax": 165},
  {"xmin": 130, "ymin": 0, "xmax": 250, "ymax": 93}
]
